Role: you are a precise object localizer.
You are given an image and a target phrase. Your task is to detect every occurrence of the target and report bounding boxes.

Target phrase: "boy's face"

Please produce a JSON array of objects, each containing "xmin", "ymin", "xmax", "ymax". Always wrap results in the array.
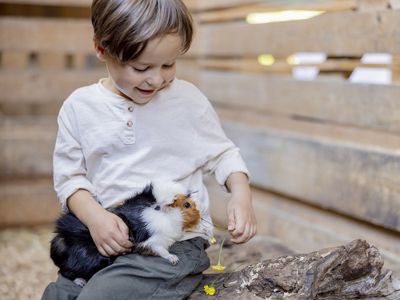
[{"xmin": 96, "ymin": 34, "xmax": 182, "ymax": 105}]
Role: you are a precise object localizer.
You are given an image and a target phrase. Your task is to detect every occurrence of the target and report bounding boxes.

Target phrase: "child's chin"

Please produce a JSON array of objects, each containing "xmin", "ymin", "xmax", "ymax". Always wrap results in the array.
[{"xmin": 132, "ymin": 95, "xmax": 156, "ymax": 105}]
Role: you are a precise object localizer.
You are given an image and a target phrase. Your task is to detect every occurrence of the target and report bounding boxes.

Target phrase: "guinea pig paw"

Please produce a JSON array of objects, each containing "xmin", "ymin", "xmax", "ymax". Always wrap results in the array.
[{"xmin": 167, "ymin": 254, "xmax": 179, "ymax": 265}]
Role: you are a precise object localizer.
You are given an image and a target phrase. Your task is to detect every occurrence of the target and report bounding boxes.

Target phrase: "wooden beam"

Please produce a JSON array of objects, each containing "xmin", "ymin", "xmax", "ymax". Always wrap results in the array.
[
  {"xmin": 393, "ymin": 54, "xmax": 400, "ymax": 83},
  {"xmin": 217, "ymin": 108, "xmax": 400, "ymax": 232},
  {"xmin": 190, "ymin": 10, "xmax": 400, "ymax": 57},
  {"xmin": 0, "ymin": 116, "xmax": 56, "ymax": 176},
  {"xmin": 0, "ymin": 17, "xmax": 93, "ymax": 53},
  {"xmin": 199, "ymin": 57, "xmax": 388, "ymax": 74},
  {"xmin": 0, "ymin": 177, "xmax": 60, "ymax": 227},
  {"xmin": 356, "ymin": 0, "xmax": 390, "ymax": 11},
  {"xmin": 196, "ymin": 1, "xmax": 356, "ymax": 24},
  {"xmin": 0, "ymin": 0, "xmax": 90, "ymax": 6},
  {"xmin": 0, "ymin": 70, "xmax": 106, "ymax": 111},
  {"xmin": 183, "ymin": 0, "xmax": 264, "ymax": 12},
  {"xmin": 200, "ymin": 71, "xmax": 400, "ymax": 134}
]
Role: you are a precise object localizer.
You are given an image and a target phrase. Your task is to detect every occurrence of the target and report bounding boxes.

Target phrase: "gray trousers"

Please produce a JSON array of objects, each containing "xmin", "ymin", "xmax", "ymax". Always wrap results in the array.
[{"xmin": 42, "ymin": 237, "xmax": 210, "ymax": 300}]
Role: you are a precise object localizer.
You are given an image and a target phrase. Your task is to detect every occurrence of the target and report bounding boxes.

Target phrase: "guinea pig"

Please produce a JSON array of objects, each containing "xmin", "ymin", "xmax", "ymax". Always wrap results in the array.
[{"xmin": 50, "ymin": 182, "xmax": 201, "ymax": 283}]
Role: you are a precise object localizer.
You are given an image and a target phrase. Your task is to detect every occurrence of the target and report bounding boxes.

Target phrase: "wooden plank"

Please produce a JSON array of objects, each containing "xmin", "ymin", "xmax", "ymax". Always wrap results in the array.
[
  {"xmin": 199, "ymin": 57, "xmax": 388, "ymax": 74},
  {"xmin": 393, "ymin": 54, "xmax": 400, "ymax": 83},
  {"xmin": 390, "ymin": 0, "xmax": 400, "ymax": 9},
  {"xmin": 200, "ymin": 71, "xmax": 400, "ymax": 134},
  {"xmin": 357, "ymin": 0, "xmax": 390, "ymax": 11},
  {"xmin": 0, "ymin": 177, "xmax": 60, "ymax": 227},
  {"xmin": 0, "ymin": 0, "xmax": 90, "ymax": 6},
  {"xmin": 206, "ymin": 178, "xmax": 400, "ymax": 269},
  {"xmin": 196, "ymin": 1, "xmax": 356, "ymax": 24},
  {"xmin": 0, "ymin": 70, "xmax": 106, "ymax": 112},
  {"xmin": 176, "ymin": 58, "xmax": 201, "ymax": 85},
  {"xmin": 190, "ymin": 10, "xmax": 400, "ymax": 57},
  {"xmin": 0, "ymin": 116, "xmax": 56, "ymax": 176},
  {"xmin": 39, "ymin": 53, "xmax": 65, "ymax": 69},
  {"xmin": 0, "ymin": 17, "xmax": 93, "ymax": 53},
  {"xmin": 184, "ymin": 0, "xmax": 264, "ymax": 12},
  {"xmin": 216, "ymin": 108, "xmax": 400, "ymax": 232},
  {"xmin": 1, "ymin": 51, "xmax": 29, "ymax": 70}
]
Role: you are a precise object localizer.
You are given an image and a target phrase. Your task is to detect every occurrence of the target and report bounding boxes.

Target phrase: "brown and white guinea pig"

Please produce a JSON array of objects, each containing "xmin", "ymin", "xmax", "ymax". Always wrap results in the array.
[{"xmin": 50, "ymin": 182, "xmax": 201, "ymax": 283}]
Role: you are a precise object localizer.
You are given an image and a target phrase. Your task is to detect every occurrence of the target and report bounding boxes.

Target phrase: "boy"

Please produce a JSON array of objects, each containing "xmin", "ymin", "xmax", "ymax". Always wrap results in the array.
[{"xmin": 42, "ymin": 0, "xmax": 256, "ymax": 299}]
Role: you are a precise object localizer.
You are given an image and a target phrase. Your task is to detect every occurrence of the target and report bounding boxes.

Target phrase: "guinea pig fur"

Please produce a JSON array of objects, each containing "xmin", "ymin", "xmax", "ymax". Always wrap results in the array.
[{"xmin": 50, "ymin": 182, "xmax": 201, "ymax": 282}]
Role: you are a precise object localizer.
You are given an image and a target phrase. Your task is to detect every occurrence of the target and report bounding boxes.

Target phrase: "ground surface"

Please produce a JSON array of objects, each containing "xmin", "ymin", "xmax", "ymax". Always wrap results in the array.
[{"xmin": 0, "ymin": 226, "xmax": 294, "ymax": 300}]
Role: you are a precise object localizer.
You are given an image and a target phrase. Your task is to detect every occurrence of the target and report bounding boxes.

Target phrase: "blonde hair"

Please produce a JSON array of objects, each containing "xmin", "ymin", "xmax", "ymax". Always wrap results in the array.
[{"xmin": 91, "ymin": 0, "xmax": 193, "ymax": 63}]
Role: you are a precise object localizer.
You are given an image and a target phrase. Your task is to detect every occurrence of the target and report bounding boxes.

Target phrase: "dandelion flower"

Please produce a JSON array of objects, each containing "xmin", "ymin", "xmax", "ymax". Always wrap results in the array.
[
  {"xmin": 209, "ymin": 237, "xmax": 217, "ymax": 244},
  {"xmin": 204, "ymin": 284, "xmax": 216, "ymax": 296}
]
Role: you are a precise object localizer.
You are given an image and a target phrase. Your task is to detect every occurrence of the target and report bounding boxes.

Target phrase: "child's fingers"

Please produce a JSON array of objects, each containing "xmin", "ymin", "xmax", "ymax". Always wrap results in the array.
[
  {"xmin": 231, "ymin": 223, "xmax": 251, "ymax": 243},
  {"xmin": 116, "ymin": 217, "xmax": 134, "ymax": 248},
  {"xmin": 228, "ymin": 208, "xmax": 236, "ymax": 232},
  {"xmin": 97, "ymin": 245, "xmax": 108, "ymax": 257},
  {"xmin": 101, "ymin": 244, "xmax": 116, "ymax": 256}
]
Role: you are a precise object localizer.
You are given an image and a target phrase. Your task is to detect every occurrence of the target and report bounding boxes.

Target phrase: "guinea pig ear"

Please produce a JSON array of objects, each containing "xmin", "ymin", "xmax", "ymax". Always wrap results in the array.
[{"xmin": 152, "ymin": 181, "xmax": 186, "ymax": 205}]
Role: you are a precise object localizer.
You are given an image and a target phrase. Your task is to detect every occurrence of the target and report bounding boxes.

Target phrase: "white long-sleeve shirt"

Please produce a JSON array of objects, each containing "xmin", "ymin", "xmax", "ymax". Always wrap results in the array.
[{"xmin": 53, "ymin": 78, "xmax": 249, "ymax": 240}]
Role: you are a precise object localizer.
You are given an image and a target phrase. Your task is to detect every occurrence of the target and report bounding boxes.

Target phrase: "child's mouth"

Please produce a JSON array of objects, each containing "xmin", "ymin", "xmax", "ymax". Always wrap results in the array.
[{"xmin": 136, "ymin": 87, "xmax": 156, "ymax": 95}]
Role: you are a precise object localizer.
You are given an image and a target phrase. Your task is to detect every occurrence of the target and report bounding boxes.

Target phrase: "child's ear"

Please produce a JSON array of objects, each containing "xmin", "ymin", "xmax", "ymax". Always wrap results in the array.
[{"xmin": 94, "ymin": 41, "xmax": 106, "ymax": 62}]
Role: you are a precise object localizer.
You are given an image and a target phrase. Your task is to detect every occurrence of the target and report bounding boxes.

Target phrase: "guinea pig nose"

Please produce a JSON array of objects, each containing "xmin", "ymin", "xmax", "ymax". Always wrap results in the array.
[{"xmin": 154, "ymin": 205, "xmax": 161, "ymax": 211}]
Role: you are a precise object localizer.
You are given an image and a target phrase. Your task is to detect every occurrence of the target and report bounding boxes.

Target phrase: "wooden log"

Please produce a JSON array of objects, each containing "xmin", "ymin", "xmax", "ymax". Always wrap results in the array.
[
  {"xmin": 200, "ymin": 71, "xmax": 400, "ymax": 134},
  {"xmin": 189, "ymin": 239, "xmax": 400, "ymax": 299},
  {"xmin": 217, "ymin": 108, "xmax": 400, "ymax": 232},
  {"xmin": 189, "ymin": 10, "xmax": 400, "ymax": 57}
]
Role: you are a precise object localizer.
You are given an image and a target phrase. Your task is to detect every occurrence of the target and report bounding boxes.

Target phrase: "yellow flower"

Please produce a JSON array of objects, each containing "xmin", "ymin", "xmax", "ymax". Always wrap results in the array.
[
  {"xmin": 209, "ymin": 237, "xmax": 217, "ymax": 244},
  {"xmin": 211, "ymin": 264, "xmax": 226, "ymax": 271},
  {"xmin": 204, "ymin": 284, "xmax": 216, "ymax": 296}
]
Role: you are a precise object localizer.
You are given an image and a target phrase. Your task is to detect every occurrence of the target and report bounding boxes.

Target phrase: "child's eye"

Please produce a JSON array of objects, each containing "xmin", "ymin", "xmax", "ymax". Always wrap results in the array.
[
  {"xmin": 163, "ymin": 63, "xmax": 175, "ymax": 69},
  {"xmin": 133, "ymin": 67, "xmax": 148, "ymax": 72}
]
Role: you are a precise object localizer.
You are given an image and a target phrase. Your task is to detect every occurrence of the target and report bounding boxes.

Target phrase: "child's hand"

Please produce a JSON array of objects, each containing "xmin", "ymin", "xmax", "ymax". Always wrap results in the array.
[
  {"xmin": 87, "ymin": 209, "xmax": 133, "ymax": 257},
  {"xmin": 225, "ymin": 172, "xmax": 257, "ymax": 244},
  {"xmin": 227, "ymin": 193, "xmax": 257, "ymax": 243}
]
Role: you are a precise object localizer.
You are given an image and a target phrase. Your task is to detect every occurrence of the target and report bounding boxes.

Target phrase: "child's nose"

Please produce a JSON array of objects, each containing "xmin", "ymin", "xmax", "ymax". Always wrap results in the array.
[{"xmin": 146, "ymin": 70, "xmax": 164, "ymax": 88}]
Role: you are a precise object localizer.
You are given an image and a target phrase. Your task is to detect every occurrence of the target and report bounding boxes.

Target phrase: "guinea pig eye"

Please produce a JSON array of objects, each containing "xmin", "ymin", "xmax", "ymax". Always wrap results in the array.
[{"xmin": 183, "ymin": 202, "xmax": 192, "ymax": 208}]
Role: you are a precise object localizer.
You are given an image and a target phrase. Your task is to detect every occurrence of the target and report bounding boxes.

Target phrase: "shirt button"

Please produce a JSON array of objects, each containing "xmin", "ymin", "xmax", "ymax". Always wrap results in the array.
[
  {"xmin": 128, "ymin": 106, "xmax": 134, "ymax": 112},
  {"xmin": 127, "ymin": 120, "xmax": 133, "ymax": 127}
]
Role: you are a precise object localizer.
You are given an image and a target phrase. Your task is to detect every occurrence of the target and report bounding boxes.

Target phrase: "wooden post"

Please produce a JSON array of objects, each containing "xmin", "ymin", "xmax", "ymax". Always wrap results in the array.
[{"xmin": 392, "ymin": 54, "xmax": 400, "ymax": 83}]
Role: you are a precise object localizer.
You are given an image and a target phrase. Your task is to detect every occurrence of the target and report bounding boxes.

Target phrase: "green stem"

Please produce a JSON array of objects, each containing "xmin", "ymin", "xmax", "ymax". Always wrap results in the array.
[{"xmin": 217, "ymin": 236, "xmax": 226, "ymax": 265}]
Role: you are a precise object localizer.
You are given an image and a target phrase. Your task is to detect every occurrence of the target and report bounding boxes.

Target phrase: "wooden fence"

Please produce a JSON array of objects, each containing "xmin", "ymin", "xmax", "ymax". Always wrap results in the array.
[{"xmin": 0, "ymin": 0, "xmax": 399, "ymax": 268}]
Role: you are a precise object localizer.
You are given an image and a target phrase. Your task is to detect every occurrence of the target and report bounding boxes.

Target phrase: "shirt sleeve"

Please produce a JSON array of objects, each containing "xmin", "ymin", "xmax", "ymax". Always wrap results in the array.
[
  {"xmin": 53, "ymin": 102, "xmax": 96, "ymax": 211},
  {"xmin": 196, "ymin": 98, "xmax": 250, "ymax": 189}
]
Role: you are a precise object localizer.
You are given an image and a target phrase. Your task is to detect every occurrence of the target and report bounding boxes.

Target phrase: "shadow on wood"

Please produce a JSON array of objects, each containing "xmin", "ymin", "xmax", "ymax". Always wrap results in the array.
[{"xmin": 190, "ymin": 239, "xmax": 400, "ymax": 299}]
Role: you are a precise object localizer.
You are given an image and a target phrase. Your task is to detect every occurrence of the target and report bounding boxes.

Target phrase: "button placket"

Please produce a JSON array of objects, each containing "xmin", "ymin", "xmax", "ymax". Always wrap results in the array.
[{"xmin": 122, "ymin": 104, "xmax": 136, "ymax": 144}]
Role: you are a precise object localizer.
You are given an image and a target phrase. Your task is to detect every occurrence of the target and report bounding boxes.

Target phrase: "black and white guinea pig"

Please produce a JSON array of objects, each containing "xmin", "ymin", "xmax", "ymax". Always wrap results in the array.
[{"xmin": 50, "ymin": 182, "xmax": 201, "ymax": 282}]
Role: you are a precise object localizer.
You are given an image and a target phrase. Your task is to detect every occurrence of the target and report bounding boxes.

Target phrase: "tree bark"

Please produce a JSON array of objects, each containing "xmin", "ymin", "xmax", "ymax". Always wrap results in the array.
[{"xmin": 190, "ymin": 239, "xmax": 400, "ymax": 299}]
